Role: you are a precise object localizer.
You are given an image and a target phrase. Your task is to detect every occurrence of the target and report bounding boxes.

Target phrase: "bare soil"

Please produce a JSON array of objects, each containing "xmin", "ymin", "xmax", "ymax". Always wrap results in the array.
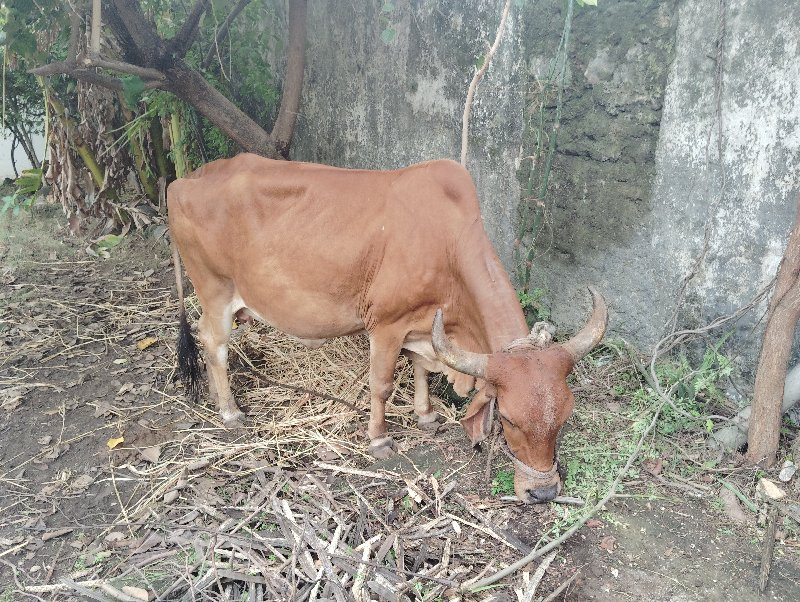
[{"xmin": 1, "ymin": 209, "xmax": 799, "ymax": 601}]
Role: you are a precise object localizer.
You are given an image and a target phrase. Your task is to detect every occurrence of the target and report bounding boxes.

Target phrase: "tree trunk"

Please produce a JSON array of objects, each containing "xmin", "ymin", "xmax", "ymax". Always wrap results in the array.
[
  {"xmin": 32, "ymin": 0, "xmax": 307, "ymax": 162},
  {"xmin": 164, "ymin": 61, "xmax": 281, "ymax": 158},
  {"xmin": 746, "ymin": 195, "xmax": 800, "ymax": 466},
  {"xmin": 10, "ymin": 138, "xmax": 19, "ymax": 178},
  {"xmin": 271, "ymin": 0, "xmax": 307, "ymax": 157}
]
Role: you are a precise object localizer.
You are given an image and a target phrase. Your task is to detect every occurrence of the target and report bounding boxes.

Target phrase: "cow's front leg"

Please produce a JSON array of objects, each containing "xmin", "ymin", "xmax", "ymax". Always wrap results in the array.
[
  {"xmin": 410, "ymin": 354, "xmax": 441, "ymax": 431},
  {"xmin": 198, "ymin": 311, "xmax": 245, "ymax": 427},
  {"xmin": 366, "ymin": 332, "xmax": 402, "ymax": 459}
]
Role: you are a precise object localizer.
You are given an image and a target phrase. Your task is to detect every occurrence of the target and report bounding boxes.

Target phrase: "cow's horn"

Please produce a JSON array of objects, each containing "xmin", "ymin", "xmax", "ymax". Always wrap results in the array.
[
  {"xmin": 560, "ymin": 286, "xmax": 608, "ymax": 362},
  {"xmin": 431, "ymin": 309, "xmax": 488, "ymax": 379}
]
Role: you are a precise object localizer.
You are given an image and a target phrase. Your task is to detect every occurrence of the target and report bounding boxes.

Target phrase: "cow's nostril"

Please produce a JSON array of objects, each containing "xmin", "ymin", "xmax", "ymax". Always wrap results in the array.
[{"xmin": 526, "ymin": 484, "xmax": 558, "ymax": 504}]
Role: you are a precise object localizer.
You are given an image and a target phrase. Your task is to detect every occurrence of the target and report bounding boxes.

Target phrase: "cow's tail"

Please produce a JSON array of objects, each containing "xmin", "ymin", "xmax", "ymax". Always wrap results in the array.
[{"xmin": 172, "ymin": 243, "xmax": 202, "ymax": 402}]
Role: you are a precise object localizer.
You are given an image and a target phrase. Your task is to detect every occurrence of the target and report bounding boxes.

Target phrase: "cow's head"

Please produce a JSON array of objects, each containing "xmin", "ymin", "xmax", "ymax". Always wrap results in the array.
[{"xmin": 432, "ymin": 287, "xmax": 608, "ymax": 503}]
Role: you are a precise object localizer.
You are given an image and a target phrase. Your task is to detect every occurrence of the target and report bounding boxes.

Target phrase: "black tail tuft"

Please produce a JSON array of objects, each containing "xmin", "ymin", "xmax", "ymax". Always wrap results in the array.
[{"xmin": 176, "ymin": 309, "xmax": 202, "ymax": 403}]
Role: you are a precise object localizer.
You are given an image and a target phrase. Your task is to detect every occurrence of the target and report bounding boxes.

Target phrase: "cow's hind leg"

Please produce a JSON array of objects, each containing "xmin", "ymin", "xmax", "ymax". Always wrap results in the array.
[
  {"xmin": 409, "ymin": 352, "xmax": 442, "ymax": 431},
  {"xmin": 366, "ymin": 330, "xmax": 403, "ymax": 459},
  {"xmin": 197, "ymin": 301, "xmax": 245, "ymax": 427}
]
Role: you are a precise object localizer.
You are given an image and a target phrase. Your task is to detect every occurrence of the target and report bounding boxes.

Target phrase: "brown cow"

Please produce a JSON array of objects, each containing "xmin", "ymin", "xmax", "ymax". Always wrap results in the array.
[{"xmin": 168, "ymin": 154, "xmax": 607, "ymax": 503}]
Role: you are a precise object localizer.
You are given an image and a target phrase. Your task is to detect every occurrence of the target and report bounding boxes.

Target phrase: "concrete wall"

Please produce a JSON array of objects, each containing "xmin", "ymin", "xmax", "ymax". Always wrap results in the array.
[
  {"xmin": 289, "ymin": 0, "xmax": 800, "ymax": 372},
  {"xmin": 292, "ymin": 0, "xmax": 525, "ymax": 264}
]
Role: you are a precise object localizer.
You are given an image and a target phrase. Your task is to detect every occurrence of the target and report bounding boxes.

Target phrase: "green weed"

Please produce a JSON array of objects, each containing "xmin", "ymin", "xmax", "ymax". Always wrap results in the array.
[
  {"xmin": 491, "ymin": 469, "xmax": 515, "ymax": 496},
  {"xmin": 517, "ymin": 288, "xmax": 551, "ymax": 324}
]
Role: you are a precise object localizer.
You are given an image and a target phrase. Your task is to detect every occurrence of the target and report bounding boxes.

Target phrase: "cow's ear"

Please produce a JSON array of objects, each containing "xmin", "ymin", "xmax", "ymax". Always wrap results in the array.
[{"xmin": 460, "ymin": 389, "xmax": 495, "ymax": 446}]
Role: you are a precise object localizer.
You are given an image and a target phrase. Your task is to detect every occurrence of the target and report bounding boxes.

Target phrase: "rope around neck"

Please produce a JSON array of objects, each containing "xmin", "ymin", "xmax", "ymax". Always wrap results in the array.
[{"xmin": 498, "ymin": 436, "xmax": 560, "ymax": 482}]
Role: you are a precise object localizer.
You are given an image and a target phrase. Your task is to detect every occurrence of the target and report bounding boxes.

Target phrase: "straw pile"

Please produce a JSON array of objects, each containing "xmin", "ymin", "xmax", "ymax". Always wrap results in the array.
[{"xmin": 80, "ymin": 320, "xmax": 507, "ymax": 601}]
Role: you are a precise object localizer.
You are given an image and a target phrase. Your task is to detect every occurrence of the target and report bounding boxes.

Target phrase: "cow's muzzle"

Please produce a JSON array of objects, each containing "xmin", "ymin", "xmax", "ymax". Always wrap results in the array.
[
  {"xmin": 523, "ymin": 483, "xmax": 559, "ymax": 504},
  {"xmin": 501, "ymin": 441, "xmax": 561, "ymax": 504}
]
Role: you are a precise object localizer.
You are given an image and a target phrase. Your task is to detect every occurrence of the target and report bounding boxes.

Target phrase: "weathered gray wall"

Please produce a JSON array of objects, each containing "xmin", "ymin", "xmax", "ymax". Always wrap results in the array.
[
  {"xmin": 289, "ymin": 0, "xmax": 800, "ymax": 372},
  {"xmin": 292, "ymin": 0, "xmax": 525, "ymax": 264},
  {"xmin": 519, "ymin": 0, "xmax": 679, "ymax": 347}
]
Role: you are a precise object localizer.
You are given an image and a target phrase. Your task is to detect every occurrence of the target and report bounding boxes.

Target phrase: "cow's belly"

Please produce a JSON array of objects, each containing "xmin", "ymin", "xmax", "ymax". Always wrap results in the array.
[{"xmin": 230, "ymin": 288, "xmax": 364, "ymax": 341}]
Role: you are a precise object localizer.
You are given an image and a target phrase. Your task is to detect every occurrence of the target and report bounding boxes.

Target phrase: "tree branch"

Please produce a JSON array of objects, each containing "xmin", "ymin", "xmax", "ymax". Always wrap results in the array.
[
  {"xmin": 108, "ymin": 0, "xmax": 164, "ymax": 66},
  {"xmin": 270, "ymin": 0, "xmax": 307, "ymax": 158},
  {"xmin": 67, "ymin": 2, "xmax": 82, "ymax": 61},
  {"xmin": 164, "ymin": 59, "xmax": 281, "ymax": 158},
  {"xmin": 202, "ymin": 0, "xmax": 252, "ymax": 69},
  {"xmin": 83, "ymin": 57, "xmax": 166, "ymax": 82},
  {"xmin": 90, "ymin": 0, "xmax": 102, "ymax": 58},
  {"xmin": 30, "ymin": 62, "xmax": 162, "ymax": 91},
  {"xmin": 31, "ymin": 58, "xmax": 165, "ymax": 83},
  {"xmin": 460, "ymin": 0, "xmax": 512, "ymax": 166},
  {"xmin": 168, "ymin": 0, "xmax": 210, "ymax": 58}
]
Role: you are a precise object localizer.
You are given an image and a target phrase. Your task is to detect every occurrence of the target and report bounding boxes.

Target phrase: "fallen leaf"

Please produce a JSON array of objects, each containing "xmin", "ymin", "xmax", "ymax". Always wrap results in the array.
[
  {"xmin": 70, "ymin": 474, "xmax": 94, "ymax": 491},
  {"xmin": 42, "ymin": 528, "xmax": 73, "ymax": 542},
  {"xmin": 93, "ymin": 399, "xmax": 115, "ymax": 418},
  {"xmin": 107, "ymin": 436, "xmax": 124, "ymax": 450},
  {"xmin": 0, "ymin": 536, "xmax": 24, "ymax": 546},
  {"xmin": 599, "ymin": 535, "xmax": 617, "ymax": 552},
  {"xmin": 315, "ymin": 442, "xmax": 349, "ymax": 462},
  {"xmin": 87, "ymin": 550, "xmax": 112, "ymax": 566},
  {"xmin": 405, "ymin": 482, "xmax": 424, "ymax": 504},
  {"xmin": 643, "ymin": 458, "xmax": 663, "ymax": 476},
  {"xmin": 113, "ymin": 358, "xmax": 129, "ymax": 365},
  {"xmin": 718, "ymin": 487, "xmax": 749, "ymax": 525},
  {"xmin": 139, "ymin": 445, "xmax": 161, "ymax": 463},
  {"xmin": 104, "ymin": 532, "xmax": 126, "ymax": 543},
  {"xmin": 116, "ymin": 383, "xmax": 135, "ymax": 396},
  {"xmin": 40, "ymin": 443, "xmax": 69, "ymax": 461},
  {"xmin": 587, "ymin": 519, "xmax": 603, "ymax": 528},
  {"xmin": 121, "ymin": 586, "xmax": 151, "ymax": 601},
  {"xmin": 37, "ymin": 435, "xmax": 53, "ymax": 445},
  {"xmin": 0, "ymin": 387, "xmax": 24, "ymax": 412},
  {"xmin": 136, "ymin": 337, "xmax": 158, "ymax": 351}
]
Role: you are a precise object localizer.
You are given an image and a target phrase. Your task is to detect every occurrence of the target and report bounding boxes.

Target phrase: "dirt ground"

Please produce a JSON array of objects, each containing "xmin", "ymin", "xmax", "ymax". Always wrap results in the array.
[{"xmin": 2, "ymin": 208, "xmax": 800, "ymax": 601}]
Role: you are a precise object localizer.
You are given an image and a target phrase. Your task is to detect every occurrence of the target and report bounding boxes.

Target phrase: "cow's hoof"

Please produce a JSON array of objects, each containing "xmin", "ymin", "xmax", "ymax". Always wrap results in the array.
[
  {"xmin": 417, "ymin": 411, "xmax": 442, "ymax": 431},
  {"xmin": 222, "ymin": 409, "xmax": 246, "ymax": 428},
  {"xmin": 368, "ymin": 436, "xmax": 397, "ymax": 459}
]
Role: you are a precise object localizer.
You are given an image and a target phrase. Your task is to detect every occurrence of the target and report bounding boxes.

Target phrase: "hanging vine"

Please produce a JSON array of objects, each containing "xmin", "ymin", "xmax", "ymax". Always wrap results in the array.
[{"xmin": 514, "ymin": 0, "xmax": 576, "ymax": 298}]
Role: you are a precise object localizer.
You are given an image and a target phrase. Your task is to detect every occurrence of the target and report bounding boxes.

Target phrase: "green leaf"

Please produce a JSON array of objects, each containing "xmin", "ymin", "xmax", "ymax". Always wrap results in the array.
[
  {"xmin": 381, "ymin": 1, "xmax": 395, "ymax": 13},
  {"xmin": 121, "ymin": 76, "xmax": 146, "ymax": 109},
  {"xmin": 576, "ymin": 0, "xmax": 598, "ymax": 6},
  {"xmin": 380, "ymin": 27, "xmax": 396, "ymax": 44},
  {"xmin": 15, "ymin": 168, "xmax": 42, "ymax": 196},
  {"xmin": 1, "ymin": 195, "xmax": 17, "ymax": 215},
  {"xmin": 475, "ymin": 53, "xmax": 486, "ymax": 70},
  {"xmin": 94, "ymin": 234, "xmax": 124, "ymax": 251}
]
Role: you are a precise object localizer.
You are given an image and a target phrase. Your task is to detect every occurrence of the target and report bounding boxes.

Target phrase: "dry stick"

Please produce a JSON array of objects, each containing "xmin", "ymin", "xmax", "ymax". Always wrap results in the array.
[
  {"xmin": 460, "ymin": 0, "xmax": 512, "ymax": 166},
  {"xmin": 540, "ymin": 571, "xmax": 579, "ymax": 602},
  {"xmin": 519, "ymin": 549, "xmax": 557, "ymax": 602},
  {"xmin": 759, "ymin": 503, "xmax": 779, "ymax": 594},
  {"xmin": 89, "ymin": 0, "xmax": 101, "ymax": 59},
  {"xmin": 464, "ymin": 398, "xmax": 666, "ymax": 592}
]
